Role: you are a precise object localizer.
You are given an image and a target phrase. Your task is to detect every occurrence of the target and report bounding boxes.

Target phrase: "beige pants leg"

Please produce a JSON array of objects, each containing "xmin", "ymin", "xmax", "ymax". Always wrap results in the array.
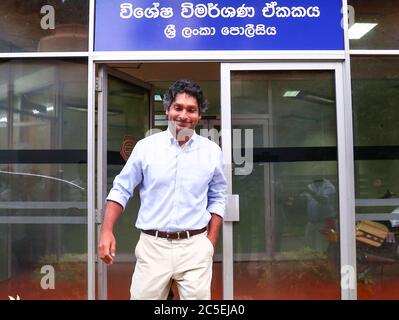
[{"xmin": 130, "ymin": 231, "xmax": 213, "ymax": 300}]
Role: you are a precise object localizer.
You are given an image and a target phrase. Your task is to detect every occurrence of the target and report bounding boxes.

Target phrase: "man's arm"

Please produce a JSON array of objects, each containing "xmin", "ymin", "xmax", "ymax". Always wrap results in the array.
[
  {"xmin": 206, "ymin": 147, "xmax": 227, "ymax": 248},
  {"xmin": 207, "ymin": 213, "xmax": 223, "ymax": 248},
  {"xmin": 306, "ymin": 187, "xmax": 329, "ymax": 204},
  {"xmin": 99, "ymin": 141, "xmax": 143, "ymax": 264},
  {"xmin": 98, "ymin": 200, "xmax": 124, "ymax": 265}
]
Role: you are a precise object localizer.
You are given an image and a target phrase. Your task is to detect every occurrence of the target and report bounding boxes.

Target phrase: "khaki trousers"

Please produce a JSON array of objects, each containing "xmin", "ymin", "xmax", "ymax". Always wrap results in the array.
[{"xmin": 130, "ymin": 231, "xmax": 214, "ymax": 300}]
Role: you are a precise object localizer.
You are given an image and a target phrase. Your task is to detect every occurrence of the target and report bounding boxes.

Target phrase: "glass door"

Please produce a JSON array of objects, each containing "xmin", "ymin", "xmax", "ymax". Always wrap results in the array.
[
  {"xmin": 0, "ymin": 59, "xmax": 88, "ymax": 299},
  {"xmin": 221, "ymin": 63, "xmax": 356, "ymax": 300},
  {"xmin": 96, "ymin": 65, "xmax": 152, "ymax": 299}
]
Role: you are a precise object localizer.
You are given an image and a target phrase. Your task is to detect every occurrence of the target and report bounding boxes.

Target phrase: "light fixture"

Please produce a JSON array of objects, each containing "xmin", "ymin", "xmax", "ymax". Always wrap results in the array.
[
  {"xmin": 348, "ymin": 23, "xmax": 378, "ymax": 40},
  {"xmin": 154, "ymin": 94, "xmax": 163, "ymax": 102},
  {"xmin": 283, "ymin": 90, "xmax": 335, "ymax": 105},
  {"xmin": 283, "ymin": 90, "xmax": 300, "ymax": 97},
  {"xmin": 32, "ymin": 109, "xmax": 40, "ymax": 115},
  {"xmin": 0, "ymin": 116, "xmax": 7, "ymax": 123}
]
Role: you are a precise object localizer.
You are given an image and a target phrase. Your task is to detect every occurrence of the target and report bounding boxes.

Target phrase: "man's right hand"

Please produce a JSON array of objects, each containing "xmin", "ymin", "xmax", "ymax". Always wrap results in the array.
[
  {"xmin": 98, "ymin": 200, "xmax": 123, "ymax": 265},
  {"xmin": 98, "ymin": 231, "xmax": 116, "ymax": 265}
]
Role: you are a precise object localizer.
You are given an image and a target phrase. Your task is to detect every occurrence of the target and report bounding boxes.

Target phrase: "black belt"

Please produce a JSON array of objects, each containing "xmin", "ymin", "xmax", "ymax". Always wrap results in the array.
[{"xmin": 142, "ymin": 227, "xmax": 207, "ymax": 239}]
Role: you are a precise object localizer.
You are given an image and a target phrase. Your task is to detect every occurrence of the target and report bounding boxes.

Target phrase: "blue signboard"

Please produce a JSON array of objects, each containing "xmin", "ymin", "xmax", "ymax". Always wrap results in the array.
[{"xmin": 95, "ymin": 0, "xmax": 344, "ymax": 51}]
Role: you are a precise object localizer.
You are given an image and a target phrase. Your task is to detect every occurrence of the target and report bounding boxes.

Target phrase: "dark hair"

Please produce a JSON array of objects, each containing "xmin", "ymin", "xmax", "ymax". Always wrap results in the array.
[{"xmin": 163, "ymin": 79, "xmax": 208, "ymax": 113}]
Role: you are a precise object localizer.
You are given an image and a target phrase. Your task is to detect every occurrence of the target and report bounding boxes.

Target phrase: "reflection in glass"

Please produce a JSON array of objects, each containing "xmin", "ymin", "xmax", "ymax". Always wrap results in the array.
[
  {"xmin": 0, "ymin": 59, "xmax": 88, "ymax": 299},
  {"xmin": 352, "ymin": 57, "xmax": 399, "ymax": 147},
  {"xmin": 231, "ymin": 70, "xmax": 340, "ymax": 299},
  {"xmin": 348, "ymin": 0, "xmax": 399, "ymax": 50},
  {"xmin": 106, "ymin": 76, "xmax": 150, "ymax": 299},
  {"xmin": 0, "ymin": 0, "xmax": 89, "ymax": 52},
  {"xmin": 355, "ymin": 218, "xmax": 399, "ymax": 300},
  {"xmin": 352, "ymin": 56, "xmax": 399, "ymax": 299}
]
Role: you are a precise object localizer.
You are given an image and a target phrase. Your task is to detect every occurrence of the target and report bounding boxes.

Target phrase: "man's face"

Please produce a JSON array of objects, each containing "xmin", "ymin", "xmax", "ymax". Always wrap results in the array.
[{"xmin": 166, "ymin": 92, "xmax": 201, "ymax": 136}]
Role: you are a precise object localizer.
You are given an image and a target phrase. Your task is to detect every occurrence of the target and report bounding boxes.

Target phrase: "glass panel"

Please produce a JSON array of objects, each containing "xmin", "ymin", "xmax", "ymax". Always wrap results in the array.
[
  {"xmin": 231, "ymin": 70, "xmax": 341, "ymax": 299},
  {"xmin": 105, "ymin": 75, "xmax": 150, "ymax": 300},
  {"xmin": 348, "ymin": 0, "xmax": 399, "ymax": 50},
  {"xmin": 0, "ymin": 59, "xmax": 88, "ymax": 299},
  {"xmin": 0, "ymin": 1, "xmax": 89, "ymax": 52},
  {"xmin": 352, "ymin": 56, "xmax": 399, "ymax": 299},
  {"xmin": 101, "ymin": 63, "xmax": 223, "ymax": 299},
  {"xmin": 232, "ymin": 78, "xmax": 269, "ymax": 115}
]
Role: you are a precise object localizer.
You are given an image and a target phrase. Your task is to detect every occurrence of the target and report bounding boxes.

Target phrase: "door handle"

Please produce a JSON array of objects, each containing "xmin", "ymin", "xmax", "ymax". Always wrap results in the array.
[
  {"xmin": 95, "ymin": 208, "xmax": 104, "ymax": 224},
  {"xmin": 225, "ymin": 194, "xmax": 239, "ymax": 222}
]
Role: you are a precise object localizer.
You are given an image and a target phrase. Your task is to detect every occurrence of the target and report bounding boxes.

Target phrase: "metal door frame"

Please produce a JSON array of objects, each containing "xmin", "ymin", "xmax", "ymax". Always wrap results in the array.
[
  {"xmin": 207, "ymin": 116, "xmax": 271, "ymax": 263},
  {"xmin": 95, "ymin": 64, "xmax": 153, "ymax": 300},
  {"xmin": 228, "ymin": 116, "xmax": 272, "ymax": 261},
  {"xmin": 220, "ymin": 62, "xmax": 356, "ymax": 300},
  {"xmin": 88, "ymin": 60, "xmax": 355, "ymax": 301}
]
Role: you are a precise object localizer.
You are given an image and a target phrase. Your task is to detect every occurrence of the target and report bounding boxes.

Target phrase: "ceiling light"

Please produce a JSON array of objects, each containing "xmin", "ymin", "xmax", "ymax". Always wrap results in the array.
[
  {"xmin": 32, "ymin": 109, "xmax": 40, "ymax": 115},
  {"xmin": 154, "ymin": 94, "xmax": 163, "ymax": 102},
  {"xmin": 46, "ymin": 106, "xmax": 54, "ymax": 112},
  {"xmin": 283, "ymin": 90, "xmax": 300, "ymax": 97},
  {"xmin": 0, "ymin": 116, "xmax": 7, "ymax": 123},
  {"xmin": 348, "ymin": 23, "xmax": 378, "ymax": 40},
  {"xmin": 283, "ymin": 90, "xmax": 335, "ymax": 105}
]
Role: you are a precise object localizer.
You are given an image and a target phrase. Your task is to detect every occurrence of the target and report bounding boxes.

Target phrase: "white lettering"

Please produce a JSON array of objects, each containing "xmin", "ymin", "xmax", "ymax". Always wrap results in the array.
[
  {"xmin": 341, "ymin": 265, "xmax": 356, "ymax": 290},
  {"xmin": 262, "ymin": 2, "xmax": 320, "ymax": 18},
  {"xmin": 341, "ymin": 5, "xmax": 355, "ymax": 29},
  {"xmin": 220, "ymin": 24, "xmax": 277, "ymax": 37},
  {"xmin": 233, "ymin": 129, "xmax": 253, "ymax": 176},
  {"xmin": 40, "ymin": 5, "xmax": 55, "ymax": 30},
  {"xmin": 120, "ymin": 3, "xmax": 133, "ymax": 19},
  {"xmin": 40, "ymin": 265, "xmax": 55, "ymax": 290},
  {"xmin": 155, "ymin": 304, "xmax": 188, "ymax": 318},
  {"xmin": 121, "ymin": 2, "xmax": 173, "ymax": 19},
  {"xmin": 164, "ymin": 24, "xmax": 176, "ymax": 38}
]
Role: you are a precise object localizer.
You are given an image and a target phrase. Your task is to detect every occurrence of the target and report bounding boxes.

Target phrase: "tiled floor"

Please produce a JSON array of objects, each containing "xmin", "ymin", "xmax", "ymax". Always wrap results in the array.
[{"xmin": 1, "ymin": 261, "xmax": 399, "ymax": 300}]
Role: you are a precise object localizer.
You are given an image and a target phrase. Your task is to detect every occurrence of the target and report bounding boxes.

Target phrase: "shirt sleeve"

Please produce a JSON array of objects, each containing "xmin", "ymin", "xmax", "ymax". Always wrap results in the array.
[
  {"xmin": 207, "ymin": 147, "xmax": 227, "ymax": 218},
  {"xmin": 106, "ymin": 140, "xmax": 143, "ymax": 210}
]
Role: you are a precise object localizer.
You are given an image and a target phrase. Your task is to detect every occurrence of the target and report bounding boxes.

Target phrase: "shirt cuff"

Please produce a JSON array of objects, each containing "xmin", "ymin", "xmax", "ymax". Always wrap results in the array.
[
  {"xmin": 106, "ymin": 190, "xmax": 129, "ymax": 210},
  {"xmin": 207, "ymin": 203, "xmax": 225, "ymax": 218}
]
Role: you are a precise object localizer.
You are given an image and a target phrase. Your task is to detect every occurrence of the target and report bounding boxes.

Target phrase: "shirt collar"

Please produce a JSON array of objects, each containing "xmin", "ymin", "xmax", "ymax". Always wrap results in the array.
[{"xmin": 165, "ymin": 128, "xmax": 197, "ymax": 147}]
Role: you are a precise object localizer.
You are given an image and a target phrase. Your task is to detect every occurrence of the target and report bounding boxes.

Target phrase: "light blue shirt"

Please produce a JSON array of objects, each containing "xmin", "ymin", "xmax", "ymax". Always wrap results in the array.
[{"xmin": 107, "ymin": 129, "xmax": 227, "ymax": 232}]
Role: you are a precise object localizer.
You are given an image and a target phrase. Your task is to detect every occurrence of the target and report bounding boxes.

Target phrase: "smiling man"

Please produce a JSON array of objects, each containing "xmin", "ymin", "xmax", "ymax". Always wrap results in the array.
[{"xmin": 98, "ymin": 79, "xmax": 227, "ymax": 300}]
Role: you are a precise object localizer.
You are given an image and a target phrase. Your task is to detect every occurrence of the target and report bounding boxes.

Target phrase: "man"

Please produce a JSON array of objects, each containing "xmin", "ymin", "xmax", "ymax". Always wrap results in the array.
[
  {"xmin": 98, "ymin": 79, "xmax": 227, "ymax": 300},
  {"xmin": 303, "ymin": 178, "xmax": 336, "ymax": 251}
]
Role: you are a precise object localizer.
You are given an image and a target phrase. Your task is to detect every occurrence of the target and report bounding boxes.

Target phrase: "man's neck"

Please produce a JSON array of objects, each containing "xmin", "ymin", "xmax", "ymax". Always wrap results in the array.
[
  {"xmin": 178, "ymin": 135, "xmax": 192, "ymax": 148},
  {"xmin": 168, "ymin": 127, "xmax": 194, "ymax": 147}
]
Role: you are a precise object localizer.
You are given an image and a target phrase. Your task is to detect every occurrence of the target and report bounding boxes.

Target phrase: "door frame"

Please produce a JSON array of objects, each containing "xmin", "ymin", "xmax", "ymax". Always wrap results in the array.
[
  {"xmin": 220, "ymin": 62, "xmax": 356, "ymax": 300},
  {"xmin": 88, "ymin": 61, "xmax": 356, "ymax": 300},
  {"xmin": 95, "ymin": 64, "xmax": 153, "ymax": 300}
]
